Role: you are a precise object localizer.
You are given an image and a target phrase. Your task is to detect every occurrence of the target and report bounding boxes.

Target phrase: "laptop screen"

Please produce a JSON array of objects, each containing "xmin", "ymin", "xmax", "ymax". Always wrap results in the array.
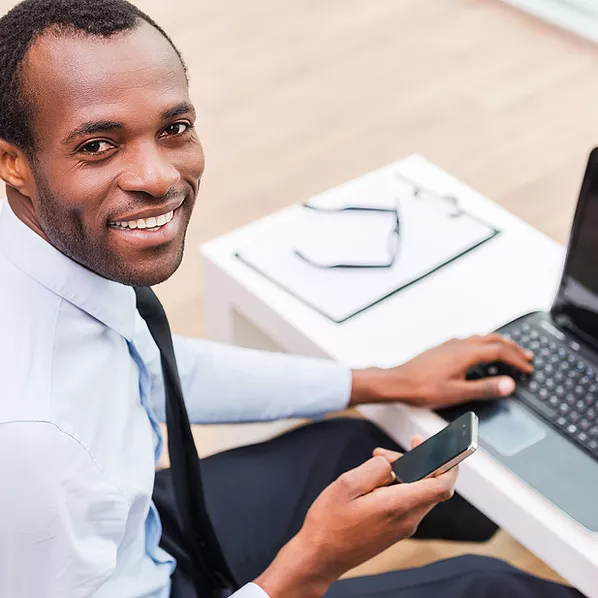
[{"xmin": 554, "ymin": 149, "xmax": 598, "ymax": 345}]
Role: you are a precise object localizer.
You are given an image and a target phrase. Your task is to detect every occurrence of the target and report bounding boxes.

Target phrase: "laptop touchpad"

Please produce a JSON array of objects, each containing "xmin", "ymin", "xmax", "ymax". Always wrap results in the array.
[{"xmin": 478, "ymin": 400, "xmax": 547, "ymax": 457}]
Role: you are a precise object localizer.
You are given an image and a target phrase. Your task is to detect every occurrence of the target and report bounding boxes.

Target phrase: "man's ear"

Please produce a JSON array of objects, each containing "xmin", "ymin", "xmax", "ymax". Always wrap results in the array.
[{"xmin": 0, "ymin": 138, "xmax": 32, "ymax": 197}]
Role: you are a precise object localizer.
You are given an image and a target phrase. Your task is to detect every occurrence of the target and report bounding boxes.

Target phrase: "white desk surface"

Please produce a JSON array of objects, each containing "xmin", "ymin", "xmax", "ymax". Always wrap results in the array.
[{"xmin": 200, "ymin": 155, "xmax": 598, "ymax": 596}]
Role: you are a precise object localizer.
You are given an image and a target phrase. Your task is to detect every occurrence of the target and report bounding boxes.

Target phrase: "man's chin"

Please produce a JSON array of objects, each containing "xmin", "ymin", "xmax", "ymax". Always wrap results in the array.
[
  {"xmin": 44, "ymin": 219, "xmax": 187, "ymax": 287},
  {"xmin": 92, "ymin": 244, "xmax": 185, "ymax": 288},
  {"xmin": 121, "ymin": 268, "xmax": 179, "ymax": 288},
  {"xmin": 117, "ymin": 256, "xmax": 183, "ymax": 287}
]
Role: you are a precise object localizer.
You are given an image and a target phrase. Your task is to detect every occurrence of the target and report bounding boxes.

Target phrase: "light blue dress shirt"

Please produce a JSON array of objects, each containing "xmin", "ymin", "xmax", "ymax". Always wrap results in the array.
[{"xmin": 0, "ymin": 200, "xmax": 352, "ymax": 598}]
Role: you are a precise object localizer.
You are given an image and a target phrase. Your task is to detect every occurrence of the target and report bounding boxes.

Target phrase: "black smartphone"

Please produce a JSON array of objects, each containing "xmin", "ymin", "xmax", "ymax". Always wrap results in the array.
[{"xmin": 391, "ymin": 412, "xmax": 479, "ymax": 484}]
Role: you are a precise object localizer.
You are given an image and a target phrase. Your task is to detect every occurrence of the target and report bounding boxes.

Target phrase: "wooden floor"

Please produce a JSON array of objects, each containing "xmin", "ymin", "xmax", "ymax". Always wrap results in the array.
[{"xmin": 5, "ymin": 0, "xmax": 598, "ymax": 587}]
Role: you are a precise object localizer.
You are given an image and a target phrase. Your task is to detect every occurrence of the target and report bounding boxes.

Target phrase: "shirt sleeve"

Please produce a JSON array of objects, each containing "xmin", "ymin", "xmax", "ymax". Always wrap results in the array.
[
  {"xmin": 0, "ymin": 422, "xmax": 129, "ymax": 598},
  {"xmin": 166, "ymin": 336, "xmax": 353, "ymax": 424},
  {"xmin": 232, "ymin": 583, "xmax": 271, "ymax": 597}
]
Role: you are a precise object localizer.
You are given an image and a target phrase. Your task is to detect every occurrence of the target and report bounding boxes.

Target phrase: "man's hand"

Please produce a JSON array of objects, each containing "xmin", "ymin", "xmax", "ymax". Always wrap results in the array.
[
  {"xmin": 254, "ymin": 438, "xmax": 456, "ymax": 598},
  {"xmin": 350, "ymin": 334, "xmax": 534, "ymax": 409}
]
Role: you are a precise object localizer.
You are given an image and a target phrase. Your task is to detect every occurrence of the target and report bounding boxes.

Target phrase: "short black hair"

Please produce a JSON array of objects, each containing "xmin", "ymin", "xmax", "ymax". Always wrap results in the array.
[{"xmin": 0, "ymin": 0, "xmax": 186, "ymax": 155}]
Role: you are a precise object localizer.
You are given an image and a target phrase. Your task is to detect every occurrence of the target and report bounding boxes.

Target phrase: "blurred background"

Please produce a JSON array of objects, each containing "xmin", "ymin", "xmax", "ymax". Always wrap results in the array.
[
  {"xmin": 151, "ymin": 0, "xmax": 598, "ymax": 338},
  {"xmin": 3, "ymin": 0, "xmax": 598, "ymax": 587}
]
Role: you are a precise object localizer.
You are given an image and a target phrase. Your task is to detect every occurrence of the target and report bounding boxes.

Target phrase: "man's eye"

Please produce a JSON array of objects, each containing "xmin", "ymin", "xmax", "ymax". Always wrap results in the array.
[
  {"xmin": 161, "ymin": 122, "xmax": 191, "ymax": 137},
  {"xmin": 80, "ymin": 140, "xmax": 113, "ymax": 154}
]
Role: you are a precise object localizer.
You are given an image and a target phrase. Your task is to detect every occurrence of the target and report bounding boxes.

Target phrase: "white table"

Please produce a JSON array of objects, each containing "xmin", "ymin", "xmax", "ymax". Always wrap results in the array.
[{"xmin": 200, "ymin": 155, "xmax": 598, "ymax": 596}]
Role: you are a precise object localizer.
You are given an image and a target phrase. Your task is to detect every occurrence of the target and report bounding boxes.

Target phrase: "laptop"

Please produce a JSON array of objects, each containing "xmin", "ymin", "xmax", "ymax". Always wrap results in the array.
[{"xmin": 438, "ymin": 148, "xmax": 598, "ymax": 532}]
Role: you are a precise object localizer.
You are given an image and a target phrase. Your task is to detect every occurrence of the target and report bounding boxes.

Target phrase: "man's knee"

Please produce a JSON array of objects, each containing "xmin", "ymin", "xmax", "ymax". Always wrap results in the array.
[
  {"xmin": 314, "ymin": 417, "xmax": 397, "ymax": 447},
  {"xmin": 448, "ymin": 556, "xmax": 576, "ymax": 597}
]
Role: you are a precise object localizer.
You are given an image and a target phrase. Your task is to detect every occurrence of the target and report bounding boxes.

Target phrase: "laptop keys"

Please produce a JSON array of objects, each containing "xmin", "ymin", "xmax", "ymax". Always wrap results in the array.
[{"xmin": 476, "ymin": 319, "xmax": 598, "ymax": 461}]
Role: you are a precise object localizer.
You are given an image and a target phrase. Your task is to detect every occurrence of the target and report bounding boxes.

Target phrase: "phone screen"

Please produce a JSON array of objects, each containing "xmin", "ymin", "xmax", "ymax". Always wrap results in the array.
[{"xmin": 391, "ymin": 412, "xmax": 477, "ymax": 483}]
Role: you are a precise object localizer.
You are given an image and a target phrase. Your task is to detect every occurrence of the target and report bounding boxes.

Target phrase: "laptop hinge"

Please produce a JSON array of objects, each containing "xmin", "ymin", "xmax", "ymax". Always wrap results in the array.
[{"xmin": 553, "ymin": 312, "xmax": 598, "ymax": 356}]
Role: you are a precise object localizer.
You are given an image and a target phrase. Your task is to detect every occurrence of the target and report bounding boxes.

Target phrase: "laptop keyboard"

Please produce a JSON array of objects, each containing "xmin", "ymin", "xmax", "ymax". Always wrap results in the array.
[{"xmin": 469, "ymin": 320, "xmax": 598, "ymax": 460}]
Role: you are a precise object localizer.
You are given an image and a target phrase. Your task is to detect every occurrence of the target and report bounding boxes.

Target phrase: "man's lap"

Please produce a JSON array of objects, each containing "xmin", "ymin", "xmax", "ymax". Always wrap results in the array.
[
  {"xmin": 325, "ymin": 555, "xmax": 581, "ymax": 598},
  {"xmin": 155, "ymin": 418, "xmax": 581, "ymax": 597},
  {"xmin": 199, "ymin": 418, "xmax": 498, "ymax": 581}
]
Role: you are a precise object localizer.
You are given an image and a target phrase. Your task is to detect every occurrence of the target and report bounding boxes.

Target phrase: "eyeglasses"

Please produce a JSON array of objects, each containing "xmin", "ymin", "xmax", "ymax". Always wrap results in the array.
[
  {"xmin": 397, "ymin": 172, "xmax": 463, "ymax": 218},
  {"xmin": 293, "ymin": 171, "xmax": 462, "ymax": 269},
  {"xmin": 293, "ymin": 203, "xmax": 401, "ymax": 269}
]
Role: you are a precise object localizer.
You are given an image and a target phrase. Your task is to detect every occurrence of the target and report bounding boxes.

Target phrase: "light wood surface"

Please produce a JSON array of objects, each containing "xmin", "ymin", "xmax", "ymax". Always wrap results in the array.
[
  {"xmin": 153, "ymin": 0, "xmax": 598, "ymax": 338},
  {"xmin": 4, "ymin": 0, "xmax": 597, "ymax": 587}
]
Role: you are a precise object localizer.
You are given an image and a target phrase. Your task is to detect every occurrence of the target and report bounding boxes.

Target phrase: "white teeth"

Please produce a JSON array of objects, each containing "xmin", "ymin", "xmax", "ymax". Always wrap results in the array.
[{"xmin": 111, "ymin": 209, "xmax": 175, "ymax": 230}]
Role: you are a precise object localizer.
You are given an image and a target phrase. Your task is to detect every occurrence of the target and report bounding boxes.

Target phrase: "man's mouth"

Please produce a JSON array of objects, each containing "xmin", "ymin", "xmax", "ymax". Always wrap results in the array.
[{"xmin": 109, "ymin": 208, "xmax": 175, "ymax": 232}]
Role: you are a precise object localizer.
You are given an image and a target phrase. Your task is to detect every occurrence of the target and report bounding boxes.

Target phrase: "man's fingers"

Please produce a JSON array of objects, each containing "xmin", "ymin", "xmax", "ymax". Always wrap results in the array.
[
  {"xmin": 380, "ymin": 465, "xmax": 458, "ymax": 513},
  {"xmin": 433, "ymin": 463, "xmax": 460, "ymax": 487},
  {"xmin": 373, "ymin": 447, "xmax": 402, "ymax": 463},
  {"xmin": 481, "ymin": 341, "xmax": 534, "ymax": 371},
  {"xmin": 372, "ymin": 436, "xmax": 423, "ymax": 464},
  {"xmin": 475, "ymin": 342, "xmax": 534, "ymax": 374},
  {"xmin": 450, "ymin": 376, "xmax": 515, "ymax": 401},
  {"xmin": 338, "ymin": 456, "xmax": 396, "ymax": 498},
  {"xmin": 411, "ymin": 435, "xmax": 424, "ymax": 449},
  {"xmin": 447, "ymin": 335, "xmax": 535, "ymax": 402},
  {"xmin": 413, "ymin": 475, "xmax": 458, "ymax": 509},
  {"xmin": 373, "ymin": 434, "xmax": 424, "ymax": 472},
  {"xmin": 412, "ymin": 465, "xmax": 458, "ymax": 501},
  {"xmin": 476, "ymin": 333, "xmax": 534, "ymax": 361}
]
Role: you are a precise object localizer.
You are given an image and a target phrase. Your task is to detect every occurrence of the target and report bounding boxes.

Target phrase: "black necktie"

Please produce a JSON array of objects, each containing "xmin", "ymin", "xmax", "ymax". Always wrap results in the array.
[{"xmin": 135, "ymin": 287, "xmax": 238, "ymax": 596}]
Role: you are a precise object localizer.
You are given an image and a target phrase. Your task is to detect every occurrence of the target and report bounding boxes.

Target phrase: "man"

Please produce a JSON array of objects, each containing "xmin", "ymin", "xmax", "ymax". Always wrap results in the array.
[{"xmin": 0, "ymin": 1, "xmax": 582, "ymax": 597}]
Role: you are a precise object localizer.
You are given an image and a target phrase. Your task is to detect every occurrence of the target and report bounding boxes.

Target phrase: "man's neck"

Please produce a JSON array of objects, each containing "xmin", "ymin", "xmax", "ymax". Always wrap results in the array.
[{"xmin": 5, "ymin": 187, "xmax": 50, "ymax": 244}]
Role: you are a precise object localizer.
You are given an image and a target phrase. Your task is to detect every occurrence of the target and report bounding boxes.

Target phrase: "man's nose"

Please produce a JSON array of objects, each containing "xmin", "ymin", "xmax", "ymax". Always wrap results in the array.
[{"xmin": 118, "ymin": 143, "xmax": 181, "ymax": 197}]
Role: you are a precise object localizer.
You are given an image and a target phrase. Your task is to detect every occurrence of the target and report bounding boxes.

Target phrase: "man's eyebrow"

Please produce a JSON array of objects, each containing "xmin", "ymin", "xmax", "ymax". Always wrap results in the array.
[
  {"xmin": 61, "ymin": 105, "xmax": 195, "ymax": 146},
  {"xmin": 62, "ymin": 121, "xmax": 123, "ymax": 146},
  {"xmin": 161, "ymin": 102, "xmax": 196, "ymax": 121}
]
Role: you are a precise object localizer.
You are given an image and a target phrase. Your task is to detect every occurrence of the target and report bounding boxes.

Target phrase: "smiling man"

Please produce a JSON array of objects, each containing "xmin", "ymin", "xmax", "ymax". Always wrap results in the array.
[
  {"xmin": 5, "ymin": 11, "xmax": 198, "ymax": 286},
  {"xmin": 0, "ymin": 1, "xmax": 584, "ymax": 598}
]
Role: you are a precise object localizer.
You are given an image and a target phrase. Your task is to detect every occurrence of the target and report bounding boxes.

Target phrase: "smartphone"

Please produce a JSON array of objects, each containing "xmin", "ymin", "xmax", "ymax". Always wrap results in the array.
[{"xmin": 391, "ymin": 412, "xmax": 479, "ymax": 484}]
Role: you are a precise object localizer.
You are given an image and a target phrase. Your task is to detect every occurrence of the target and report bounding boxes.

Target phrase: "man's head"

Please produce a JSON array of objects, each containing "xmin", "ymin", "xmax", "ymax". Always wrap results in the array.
[{"xmin": 0, "ymin": 0, "xmax": 203, "ymax": 286}]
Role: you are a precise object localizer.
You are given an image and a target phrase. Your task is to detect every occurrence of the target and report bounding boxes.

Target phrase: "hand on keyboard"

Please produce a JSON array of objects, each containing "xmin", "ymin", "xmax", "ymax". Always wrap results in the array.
[
  {"xmin": 466, "ymin": 360, "xmax": 531, "ymax": 383},
  {"xmin": 383, "ymin": 334, "xmax": 534, "ymax": 409},
  {"xmin": 471, "ymin": 319, "xmax": 598, "ymax": 458}
]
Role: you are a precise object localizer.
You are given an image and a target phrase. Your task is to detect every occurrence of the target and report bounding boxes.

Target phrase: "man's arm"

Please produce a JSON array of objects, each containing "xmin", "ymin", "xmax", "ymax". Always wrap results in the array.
[
  {"xmin": 158, "ymin": 334, "xmax": 533, "ymax": 425},
  {"xmin": 171, "ymin": 336, "xmax": 353, "ymax": 424},
  {"xmin": 0, "ymin": 422, "xmax": 128, "ymax": 597}
]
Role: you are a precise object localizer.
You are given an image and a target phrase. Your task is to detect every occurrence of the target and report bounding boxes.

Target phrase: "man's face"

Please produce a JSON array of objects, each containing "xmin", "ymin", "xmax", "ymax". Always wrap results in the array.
[{"xmin": 15, "ymin": 22, "xmax": 203, "ymax": 286}]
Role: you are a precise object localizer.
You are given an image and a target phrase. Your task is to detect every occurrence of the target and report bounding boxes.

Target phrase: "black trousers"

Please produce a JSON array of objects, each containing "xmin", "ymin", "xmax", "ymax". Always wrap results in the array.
[{"xmin": 153, "ymin": 418, "xmax": 583, "ymax": 598}]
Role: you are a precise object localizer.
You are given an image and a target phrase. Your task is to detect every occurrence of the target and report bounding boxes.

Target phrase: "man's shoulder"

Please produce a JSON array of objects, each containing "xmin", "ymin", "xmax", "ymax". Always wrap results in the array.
[
  {"xmin": 0, "ymin": 253, "xmax": 62, "ymax": 421},
  {"xmin": 0, "ymin": 249, "xmax": 63, "ymax": 328}
]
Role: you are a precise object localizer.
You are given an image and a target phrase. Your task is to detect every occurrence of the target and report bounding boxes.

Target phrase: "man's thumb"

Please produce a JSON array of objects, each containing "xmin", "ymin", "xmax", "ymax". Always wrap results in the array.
[
  {"xmin": 338, "ymin": 456, "xmax": 396, "ymax": 498},
  {"xmin": 454, "ymin": 376, "xmax": 515, "ymax": 401}
]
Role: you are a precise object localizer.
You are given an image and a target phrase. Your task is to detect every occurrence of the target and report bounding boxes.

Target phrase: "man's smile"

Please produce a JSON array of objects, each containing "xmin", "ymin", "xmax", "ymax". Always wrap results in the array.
[
  {"xmin": 109, "ymin": 207, "xmax": 175, "ymax": 230},
  {"xmin": 107, "ymin": 204, "xmax": 185, "ymax": 248},
  {"xmin": 108, "ymin": 194, "xmax": 185, "ymax": 228}
]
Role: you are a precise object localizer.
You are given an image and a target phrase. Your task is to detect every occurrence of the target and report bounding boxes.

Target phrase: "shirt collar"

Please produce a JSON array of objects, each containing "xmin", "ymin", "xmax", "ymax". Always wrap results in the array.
[{"xmin": 0, "ymin": 199, "xmax": 137, "ymax": 341}]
